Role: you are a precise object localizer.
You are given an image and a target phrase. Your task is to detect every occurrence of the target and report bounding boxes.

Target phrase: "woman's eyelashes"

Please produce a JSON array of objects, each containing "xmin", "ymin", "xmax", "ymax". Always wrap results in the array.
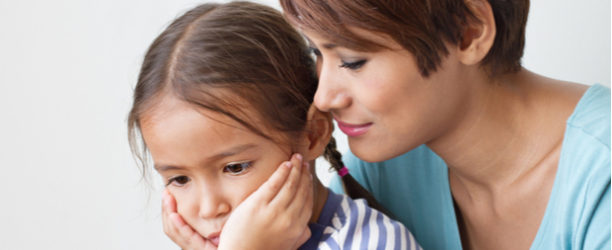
[
  {"xmin": 309, "ymin": 46, "xmax": 367, "ymax": 70},
  {"xmin": 309, "ymin": 47, "xmax": 321, "ymax": 57},
  {"xmin": 339, "ymin": 59, "xmax": 367, "ymax": 70},
  {"xmin": 223, "ymin": 161, "xmax": 253, "ymax": 175}
]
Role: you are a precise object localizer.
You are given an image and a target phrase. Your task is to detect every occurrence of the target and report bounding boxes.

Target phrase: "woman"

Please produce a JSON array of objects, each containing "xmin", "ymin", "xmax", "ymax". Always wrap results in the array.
[{"xmin": 280, "ymin": 0, "xmax": 610, "ymax": 249}]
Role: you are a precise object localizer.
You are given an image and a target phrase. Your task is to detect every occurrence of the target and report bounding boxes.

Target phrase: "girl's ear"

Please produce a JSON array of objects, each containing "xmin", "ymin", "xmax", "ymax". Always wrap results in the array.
[
  {"xmin": 301, "ymin": 105, "xmax": 333, "ymax": 162},
  {"xmin": 456, "ymin": 0, "xmax": 496, "ymax": 65}
]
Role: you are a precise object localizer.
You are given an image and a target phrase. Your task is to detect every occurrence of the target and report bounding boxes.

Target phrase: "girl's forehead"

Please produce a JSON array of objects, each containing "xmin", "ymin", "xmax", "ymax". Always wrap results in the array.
[
  {"xmin": 141, "ymin": 93, "xmax": 292, "ymax": 148},
  {"xmin": 142, "ymin": 97, "xmax": 292, "ymax": 160}
]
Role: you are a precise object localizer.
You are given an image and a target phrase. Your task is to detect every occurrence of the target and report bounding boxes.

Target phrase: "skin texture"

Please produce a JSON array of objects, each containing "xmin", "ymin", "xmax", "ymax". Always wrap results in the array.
[
  {"xmin": 141, "ymin": 95, "xmax": 332, "ymax": 250},
  {"xmin": 302, "ymin": 1, "xmax": 588, "ymax": 248}
]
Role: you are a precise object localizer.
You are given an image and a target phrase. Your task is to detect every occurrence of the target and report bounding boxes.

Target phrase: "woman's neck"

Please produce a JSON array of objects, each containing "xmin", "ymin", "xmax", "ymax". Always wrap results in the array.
[{"xmin": 426, "ymin": 68, "xmax": 585, "ymax": 192}]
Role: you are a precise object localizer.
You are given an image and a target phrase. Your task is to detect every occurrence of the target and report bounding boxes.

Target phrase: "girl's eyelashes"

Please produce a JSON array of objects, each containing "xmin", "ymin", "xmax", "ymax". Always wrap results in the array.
[
  {"xmin": 163, "ymin": 161, "xmax": 253, "ymax": 186},
  {"xmin": 166, "ymin": 175, "xmax": 190, "ymax": 187},
  {"xmin": 339, "ymin": 59, "xmax": 367, "ymax": 70},
  {"xmin": 223, "ymin": 161, "xmax": 253, "ymax": 175}
]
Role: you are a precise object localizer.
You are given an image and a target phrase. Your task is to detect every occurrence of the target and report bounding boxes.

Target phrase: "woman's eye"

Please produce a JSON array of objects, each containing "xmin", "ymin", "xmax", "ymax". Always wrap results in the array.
[
  {"xmin": 339, "ymin": 59, "xmax": 367, "ymax": 70},
  {"xmin": 223, "ymin": 162, "xmax": 252, "ymax": 175},
  {"xmin": 309, "ymin": 47, "xmax": 322, "ymax": 57},
  {"xmin": 167, "ymin": 176, "xmax": 190, "ymax": 187}
]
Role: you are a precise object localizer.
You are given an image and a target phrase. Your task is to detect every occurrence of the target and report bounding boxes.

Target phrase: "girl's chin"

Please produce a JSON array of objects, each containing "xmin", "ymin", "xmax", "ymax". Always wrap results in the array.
[{"xmin": 202, "ymin": 238, "xmax": 218, "ymax": 250}]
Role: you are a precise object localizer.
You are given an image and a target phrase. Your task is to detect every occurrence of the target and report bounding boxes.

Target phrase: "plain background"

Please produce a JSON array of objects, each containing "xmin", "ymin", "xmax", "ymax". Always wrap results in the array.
[{"xmin": 0, "ymin": 0, "xmax": 609, "ymax": 249}]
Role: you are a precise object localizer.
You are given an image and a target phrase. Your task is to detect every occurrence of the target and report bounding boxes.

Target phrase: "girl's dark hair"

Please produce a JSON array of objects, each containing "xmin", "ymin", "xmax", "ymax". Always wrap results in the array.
[
  {"xmin": 280, "ymin": 0, "xmax": 529, "ymax": 77},
  {"xmin": 127, "ymin": 1, "xmax": 388, "ymax": 214}
]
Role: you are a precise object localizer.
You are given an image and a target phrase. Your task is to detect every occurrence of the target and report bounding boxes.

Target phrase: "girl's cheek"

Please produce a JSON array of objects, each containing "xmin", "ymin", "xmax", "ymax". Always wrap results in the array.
[{"xmin": 170, "ymin": 189, "xmax": 195, "ymax": 216}]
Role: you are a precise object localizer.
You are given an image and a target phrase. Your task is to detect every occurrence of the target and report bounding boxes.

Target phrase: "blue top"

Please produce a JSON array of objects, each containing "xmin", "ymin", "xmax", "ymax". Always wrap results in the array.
[
  {"xmin": 330, "ymin": 84, "xmax": 610, "ymax": 249},
  {"xmin": 299, "ymin": 189, "xmax": 421, "ymax": 250}
]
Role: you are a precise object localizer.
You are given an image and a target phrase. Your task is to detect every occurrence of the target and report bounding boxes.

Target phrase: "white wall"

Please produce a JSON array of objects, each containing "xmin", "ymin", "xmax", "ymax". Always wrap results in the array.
[{"xmin": 0, "ymin": 0, "xmax": 608, "ymax": 249}]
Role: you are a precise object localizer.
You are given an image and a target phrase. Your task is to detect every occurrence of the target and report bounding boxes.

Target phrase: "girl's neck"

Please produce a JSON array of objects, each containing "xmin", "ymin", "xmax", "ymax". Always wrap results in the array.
[
  {"xmin": 310, "ymin": 161, "xmax": 329, "ymax": 224},
  {"xmin": 426, "ymin": 68, "xmax": 585, "ymax": 192}
]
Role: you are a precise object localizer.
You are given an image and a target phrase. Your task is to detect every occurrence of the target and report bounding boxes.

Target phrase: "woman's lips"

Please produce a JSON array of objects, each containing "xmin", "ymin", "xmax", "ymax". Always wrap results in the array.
[{"xmin": 335, "ymin": 119, "xmax": 372, "ymax": 137}]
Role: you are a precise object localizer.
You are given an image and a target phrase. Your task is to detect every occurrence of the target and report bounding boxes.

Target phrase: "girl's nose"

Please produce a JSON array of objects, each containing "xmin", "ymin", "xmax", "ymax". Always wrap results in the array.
[{"xmin": 197, "ymin": 188, "xmax": 230, "ymax": 220}]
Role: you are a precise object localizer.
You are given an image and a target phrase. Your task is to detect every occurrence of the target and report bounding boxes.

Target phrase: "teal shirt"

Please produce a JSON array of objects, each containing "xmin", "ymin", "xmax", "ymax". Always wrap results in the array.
[{"xmin": 330, "ymin": 84, "xmax": 610, "ymax": 249}]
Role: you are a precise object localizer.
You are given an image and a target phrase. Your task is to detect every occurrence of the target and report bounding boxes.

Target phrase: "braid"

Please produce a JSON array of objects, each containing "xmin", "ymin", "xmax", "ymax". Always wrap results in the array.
[
  {"xmin": 323, "ymin": 136, "xmax": 344, "ymax": 172},
  {"xmin": 323, "ymin": 137, "xmax": 394, "ymax": 217}
]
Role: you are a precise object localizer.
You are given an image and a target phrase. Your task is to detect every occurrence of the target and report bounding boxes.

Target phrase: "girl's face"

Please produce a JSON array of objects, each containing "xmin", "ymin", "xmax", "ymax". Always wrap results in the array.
[
  {"xmin": 141, "ymin": 96, "xmax": 295, "ymax": 249},
  {"xmin": 304, "ymin": 28, "xmax": 469, "ymax": 162}
]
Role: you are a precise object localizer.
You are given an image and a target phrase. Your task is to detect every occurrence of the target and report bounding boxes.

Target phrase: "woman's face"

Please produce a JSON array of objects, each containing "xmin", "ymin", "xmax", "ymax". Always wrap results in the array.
[
  {"xmin": 304, "ymin": 28, "xmax": 469, "ymax": 162},
  {"xmin": 141, "ymin": 96, "xmax": 293, "ymax": 249}
]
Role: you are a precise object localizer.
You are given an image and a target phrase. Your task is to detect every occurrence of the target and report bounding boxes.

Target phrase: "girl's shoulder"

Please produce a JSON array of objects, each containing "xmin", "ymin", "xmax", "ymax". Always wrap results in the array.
[{"xmin": 317, "ymin": 191, "xmax": 422, "ymax": 250}]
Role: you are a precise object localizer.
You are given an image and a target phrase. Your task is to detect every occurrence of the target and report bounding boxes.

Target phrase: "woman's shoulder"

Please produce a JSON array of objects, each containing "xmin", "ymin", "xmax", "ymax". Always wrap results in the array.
[
  {"xmin": 558, "ymin": 84, "xmax": 610, "ymax": 192},
  {"xmin": 565, "ymin": 84, "xmax": 611, "ymax": 149}
]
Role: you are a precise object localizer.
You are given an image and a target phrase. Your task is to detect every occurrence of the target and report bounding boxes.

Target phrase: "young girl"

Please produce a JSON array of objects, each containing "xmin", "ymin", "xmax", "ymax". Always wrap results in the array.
[{"xmin": 128, "ymin": 2, "xmax": 421, "ymax": 249}]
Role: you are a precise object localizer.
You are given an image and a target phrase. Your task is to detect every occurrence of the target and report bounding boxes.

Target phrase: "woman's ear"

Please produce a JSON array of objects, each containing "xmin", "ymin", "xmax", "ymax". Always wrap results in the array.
[
  {"xmin": 300, "ymin": 105, "xmax": 333, "ymax": 162},
  {"xmin": 457, "ymin": 0, "xmax": 496, "ymax": 65}
]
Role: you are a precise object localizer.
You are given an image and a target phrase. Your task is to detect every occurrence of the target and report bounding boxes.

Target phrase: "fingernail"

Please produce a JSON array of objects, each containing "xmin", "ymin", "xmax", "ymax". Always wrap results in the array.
[
  {"xmin": 304, "ymin": 162, "xmax": 310, "ymax": 170},
  {"xmin": 284, "ymin": 161, "xmax": 293, "ymax": 168},
  {"xmin": 295, "ymin": 153, "xmax": 303, "ymax": 161},
  {"xmin": 162, "ymin": 195, "xmax": 169, "ymax": 206}
]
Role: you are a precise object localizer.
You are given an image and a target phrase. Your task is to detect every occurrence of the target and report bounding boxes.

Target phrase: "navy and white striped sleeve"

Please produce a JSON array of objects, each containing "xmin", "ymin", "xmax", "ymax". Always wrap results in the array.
[{"xmin": 321, "ymin": 195, "xmax": 422, "ymax": 250}]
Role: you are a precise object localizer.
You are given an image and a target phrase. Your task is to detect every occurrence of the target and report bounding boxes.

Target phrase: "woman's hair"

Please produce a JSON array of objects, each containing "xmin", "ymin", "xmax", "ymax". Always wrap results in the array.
[
  {"xmin": 280, "ymin": 0, "xmax": 529, "ymax": 77},
  {"xmin": 127, "ymin": 1, "xmax": 389, "ymax": 214}
]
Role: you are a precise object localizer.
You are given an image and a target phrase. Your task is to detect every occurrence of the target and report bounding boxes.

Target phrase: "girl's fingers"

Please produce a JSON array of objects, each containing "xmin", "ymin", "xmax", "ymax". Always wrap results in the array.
[
  {"xmin": 254, "ymin": 153, "xmax": 301, "ymax": 203},
  {"xmin": 162, "ymin": 190, "xmax": 206, "ymax": 249},
  {"xmin": 170, "ymin": 213, "xmax": 207, "ymax": 248},
  {"xmin": 163, "ymin": 189, "xmax": 178, "ymax": 212},
  {"xmin": 161, "ymin": 190, "xmax": 176, "ymax": 236},
  {"xmin": 287, "ymin": 161, "xmax": 314, "ymax": 224},
  {"xmin": 270, "ymin": 154, "xmax": 306, "ymax": 208},
  {"xmin": 293, "ymin": 226, "xmax": 312, "ymax": 249}
]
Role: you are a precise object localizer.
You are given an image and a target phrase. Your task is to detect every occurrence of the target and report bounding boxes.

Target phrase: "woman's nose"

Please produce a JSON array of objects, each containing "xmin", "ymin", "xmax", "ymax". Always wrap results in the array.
[{"xmin": 314, "ymin": 62, "xmax": 351, "ymax": 112}]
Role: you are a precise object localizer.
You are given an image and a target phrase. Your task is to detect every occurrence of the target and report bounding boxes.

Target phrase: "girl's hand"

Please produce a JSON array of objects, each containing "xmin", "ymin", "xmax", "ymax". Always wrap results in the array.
[
  {"xmin": 161, "ymin": 189, "xmax": 207, "ymax": 250},
  {"xmin": 218, "ymin": 153, "xmax": 314, "ymax": 250}
]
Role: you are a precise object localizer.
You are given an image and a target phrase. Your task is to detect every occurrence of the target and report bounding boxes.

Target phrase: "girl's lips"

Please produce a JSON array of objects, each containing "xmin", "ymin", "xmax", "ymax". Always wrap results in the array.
[
  {"xmin": 208, "ymin": 236, "xmax": 220, "ymax": 247},
  {"xmin": 206, "ymin": 232, "xmax": 220, "ymax": 247},
  {"xmin": 335, "ymin": 119, "xmax": 372, "ymax": 137}
]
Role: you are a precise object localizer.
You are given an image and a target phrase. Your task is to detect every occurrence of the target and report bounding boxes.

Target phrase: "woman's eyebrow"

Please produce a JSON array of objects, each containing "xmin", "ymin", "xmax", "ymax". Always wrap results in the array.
[{"xmin": 305, "ymin": 37, "xmax": 337, "ymax": 49}]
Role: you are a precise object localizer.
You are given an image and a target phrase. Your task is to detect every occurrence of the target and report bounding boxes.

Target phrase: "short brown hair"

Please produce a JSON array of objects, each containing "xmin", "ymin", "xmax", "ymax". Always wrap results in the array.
[{"xmin": 280, "ymin": 0, "xmax": 530, "ymax": 76}]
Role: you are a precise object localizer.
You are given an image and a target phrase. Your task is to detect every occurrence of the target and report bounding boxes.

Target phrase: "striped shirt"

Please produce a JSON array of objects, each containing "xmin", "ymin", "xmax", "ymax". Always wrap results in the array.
[{"xmin": 299, "ymin": 190, "xmax": 421, "ymax": 250}]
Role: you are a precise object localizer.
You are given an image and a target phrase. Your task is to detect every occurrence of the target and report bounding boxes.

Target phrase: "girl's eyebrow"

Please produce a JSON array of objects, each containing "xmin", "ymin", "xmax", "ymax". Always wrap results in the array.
[
  {"xmin": 154, "ymin": 164, "xmax": 182, "ymax": 172},
  {"xmin": 154, "ymin": 143, "xmax": 258, "ymax": 173},
  {"xmin": 208, "ymin": 143, "xmax": 258, "ymax": 162}
]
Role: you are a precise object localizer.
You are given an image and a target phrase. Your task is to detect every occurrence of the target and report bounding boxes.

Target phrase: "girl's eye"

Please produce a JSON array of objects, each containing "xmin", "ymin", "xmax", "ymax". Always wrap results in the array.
[
  {"xmin": 167, "ymin": 176, "xmax": 190, "ymax": 187},
  {"xmin": 339, "ymin": 59, "xmax": 367, "ymax": 70},
  {"xmin": 223, "ymin": 162, "xmax": 252, "ymax": 175},
  {"xmin": 309, "ymin": 47, "xmax": 322, "ymax": 57}
]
